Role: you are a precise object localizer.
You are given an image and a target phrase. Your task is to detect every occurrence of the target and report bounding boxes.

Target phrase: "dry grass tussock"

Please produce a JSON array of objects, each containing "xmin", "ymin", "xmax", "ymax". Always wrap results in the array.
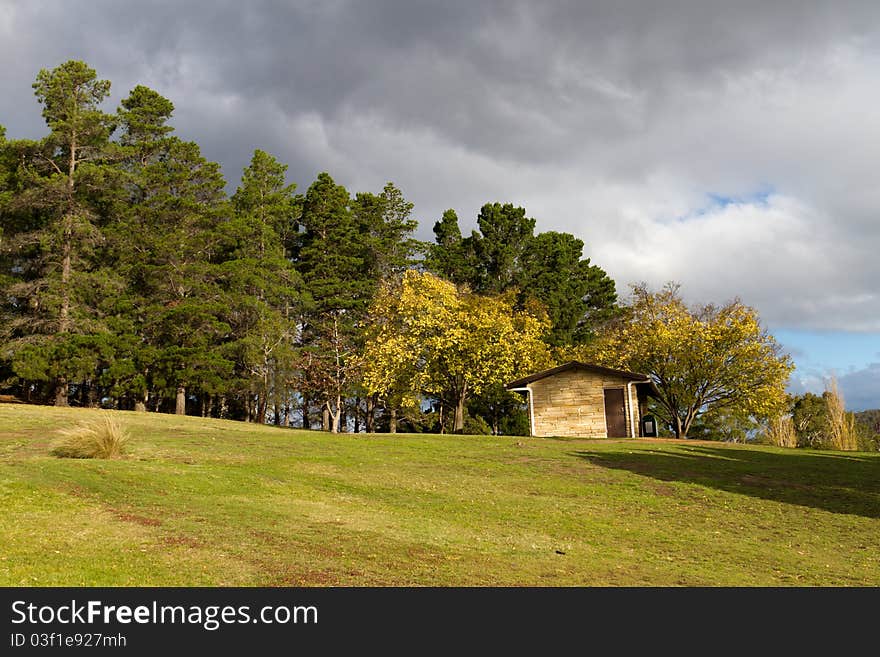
[
  {"xmin": 765, "ymin": 414, "xmax": 798, "ymax": 448},
  {"xmin": 825, "ymin": 377, "xmax": 858, "ymax": 451},
  {"xmin": 51, "ymin": 414, "xmax": 130, "ymax": 459}
]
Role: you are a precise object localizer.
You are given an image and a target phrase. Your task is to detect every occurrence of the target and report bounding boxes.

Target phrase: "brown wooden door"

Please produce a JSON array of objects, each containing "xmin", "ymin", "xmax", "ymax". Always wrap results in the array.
[{"xmin": 604, "ymin": 388, "xmax": 627, "ymax": 438}]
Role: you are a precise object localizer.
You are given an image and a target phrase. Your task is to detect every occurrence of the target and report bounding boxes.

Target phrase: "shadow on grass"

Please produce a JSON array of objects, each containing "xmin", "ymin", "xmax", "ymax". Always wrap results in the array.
[{"xmin": 572, "ymin": 445, "xmax": 880, "ymax": 519}]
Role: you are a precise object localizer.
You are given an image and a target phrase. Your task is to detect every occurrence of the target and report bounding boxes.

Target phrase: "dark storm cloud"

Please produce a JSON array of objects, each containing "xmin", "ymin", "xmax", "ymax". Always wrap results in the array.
[
  {"xmin": 839, "ymin": 363, "xmax": 880, "ymax": 412},
  {"xmin": 2, "ymin": 1, "xmax": 880, "ymax": 339}
]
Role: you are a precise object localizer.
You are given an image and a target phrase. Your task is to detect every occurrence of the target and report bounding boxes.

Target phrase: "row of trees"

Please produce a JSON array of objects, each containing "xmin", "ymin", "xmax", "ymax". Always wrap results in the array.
[
  {"xmin": 8, "ymin": 61, "xmax": 847, "ymax": 444},
  {"xmin": 0, "ymin": 60, "xmax": 620, "ymax": 433}
]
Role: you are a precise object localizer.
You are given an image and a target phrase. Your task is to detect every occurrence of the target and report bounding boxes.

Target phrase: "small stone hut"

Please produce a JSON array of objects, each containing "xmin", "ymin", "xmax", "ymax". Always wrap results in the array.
[{"xmin": 506, "ymin": 361, "xmax": 655, "ymax": 438}]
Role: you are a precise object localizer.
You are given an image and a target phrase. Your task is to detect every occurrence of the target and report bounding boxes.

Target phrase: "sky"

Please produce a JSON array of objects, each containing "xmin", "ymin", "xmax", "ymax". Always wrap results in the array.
[{"xmin": 1, "ymin": 0, "xmax": 877, "ymax": 410}]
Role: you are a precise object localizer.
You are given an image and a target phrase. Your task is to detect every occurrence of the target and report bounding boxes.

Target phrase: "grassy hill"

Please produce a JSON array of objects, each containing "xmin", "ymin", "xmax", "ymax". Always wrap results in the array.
[{"xmin": 1, "ymin": 405, "xmax": 878, "ymax": 586}]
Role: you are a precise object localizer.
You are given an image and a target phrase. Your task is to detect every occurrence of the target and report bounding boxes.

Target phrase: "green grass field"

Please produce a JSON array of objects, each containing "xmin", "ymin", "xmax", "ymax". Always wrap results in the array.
[{"xmin": 1, "ymin": 404, "xmax": 878, "ymax": 586}]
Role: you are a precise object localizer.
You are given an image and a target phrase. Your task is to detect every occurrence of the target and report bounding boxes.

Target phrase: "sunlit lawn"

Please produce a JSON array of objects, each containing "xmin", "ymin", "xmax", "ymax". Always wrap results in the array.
[{"xmin": 1, "ymin": 404, "xmax": 878, "ymax": 586}]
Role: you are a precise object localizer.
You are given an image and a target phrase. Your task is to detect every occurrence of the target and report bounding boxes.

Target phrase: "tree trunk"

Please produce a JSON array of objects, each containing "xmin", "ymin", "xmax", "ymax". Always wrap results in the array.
[
  {"xmin": 322, "ymin": 405, "xmax": 330, "ymax": 432},
  {"xmin": 453, "ymin": 391, "xmax": 466, "ymax": 434},
  {"xmin": 329, "ymin": 397, "xmax": 341, "ymax": 434},
  {"xmin": 353, "ymin": 395, "xmax": 361, "ymax": 434},
  {"xmin": 134, "ymin": 390, "xmax": 147, "ymax": 412},
  {"xmin": 257, "ymin": 393, "xmax": 268, "ymax": 424},
  {"xmin": 672, "ymin": 415, "xmax": 684, "ymax": 439},
  {"xmin": 85, "ymin": 382, "xmax": 98, "ymax": 408},
  {"xmin": 59, "ymin": 213, "xmax": 72, "ymax": 336},
  {"xmin": 283, "ymin": 404, "xmax": 290, "ymax": 427},
  {"xmin": 302, "ymin": 394, "xmax": 310, "ymax": 429},
  {"xmin": 54, "ymin": 378, "xmax": 69, "ymax": 407},
  {"xmin": 175, "ymin": 386, "xmax": 186, "ymax": 415},
  {"xmin": 366, "ymin": 394, "xmax": 376, "ymax": 433},
  {"xmin": 274, "ymin": 402, "xmax": 281, "ymax": 426},
  {"xmin": 389, "ymin": 407, "xmax": 397, "ymax": 434}
]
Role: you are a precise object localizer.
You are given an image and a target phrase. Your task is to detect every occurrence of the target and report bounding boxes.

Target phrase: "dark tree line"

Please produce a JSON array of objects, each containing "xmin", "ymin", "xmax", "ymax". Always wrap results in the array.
[{"xmin": 0, "ymin": 61, "xmax": 619, "ymax": 432}]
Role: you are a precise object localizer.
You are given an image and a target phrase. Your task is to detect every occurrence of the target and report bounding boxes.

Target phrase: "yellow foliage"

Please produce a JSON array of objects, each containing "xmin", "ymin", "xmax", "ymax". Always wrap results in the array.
[
  {"xmin": 362, "ymin": 271, "xmax": 551, "ymax": 405},
  {"xmin": 586, "ymin": 283, "xmax": 793, "ymax": 438}
]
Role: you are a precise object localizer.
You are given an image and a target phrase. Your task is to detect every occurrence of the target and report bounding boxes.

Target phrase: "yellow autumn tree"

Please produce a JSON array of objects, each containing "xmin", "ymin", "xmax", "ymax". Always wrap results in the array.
[
  {"xmin": 362, "ymin": 271, "xmax": 551, "ymax": 433},
  {"xmin": 580, "ymin": 283, "xmax": 793, "ymax": 439}
]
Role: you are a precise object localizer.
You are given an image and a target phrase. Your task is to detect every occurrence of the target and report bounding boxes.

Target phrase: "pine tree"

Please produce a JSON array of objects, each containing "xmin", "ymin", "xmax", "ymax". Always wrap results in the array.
[
  {"xmin": 0, "ymin": 61, "xmax": 118, "ymax": 405},
  {"xmin": 293, "ymin": 173, "xmax": 370, "ymax": 432},
  {"xmin": 519, "ymin": 231, "xmax": 618, "ymax": 345},
  {"xmin": 471, "ymin": 202, "xmax": 536, "ymax": 294},
  {"xmin": 424, "ymin": 209, "xmax": 478, "ymax": 287},
  {"xmin": 125, "ymin": 137, "xmax": 232, "ymax": 414},
  {"xmin": 353, "ymin": 182, "xmax": 420, "ymax": 281},
  {"xmin": 221, "ymin": 149, "xmax": 300, "ymax": 423}
]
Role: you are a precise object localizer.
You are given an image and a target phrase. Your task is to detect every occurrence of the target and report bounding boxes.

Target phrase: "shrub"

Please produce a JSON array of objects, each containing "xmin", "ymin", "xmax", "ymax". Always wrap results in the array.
[
  {"xmin": 463, "ymin": 413, "xmax": 493, "ymax": 435},
  {"xmin": 51, "ymin": 414, "xmax": 129, "ymax": 459}
]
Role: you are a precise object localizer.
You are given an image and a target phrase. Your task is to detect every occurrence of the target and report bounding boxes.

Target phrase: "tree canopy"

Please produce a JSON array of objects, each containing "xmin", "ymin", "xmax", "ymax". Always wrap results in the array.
[
  {"xmin": 582, "ymin": 283, "xmax": 794, "ymax": 439},
  {"xmin": 0, "ymin": 60, "xmax": 800, "ymax": 442},
  {"xmin": 361, "ymin": 271, "xmax": 551, "ymax": 433}
]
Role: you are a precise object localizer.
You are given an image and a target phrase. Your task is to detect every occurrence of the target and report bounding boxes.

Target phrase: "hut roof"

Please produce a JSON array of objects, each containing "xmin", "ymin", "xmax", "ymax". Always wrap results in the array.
[{"xmin": 505, "ymin": 361, "xmax": 649, "ymax": 389}]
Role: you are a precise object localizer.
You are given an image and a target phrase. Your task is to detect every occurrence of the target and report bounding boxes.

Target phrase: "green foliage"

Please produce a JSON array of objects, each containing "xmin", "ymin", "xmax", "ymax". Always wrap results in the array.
[
  {"xmin": 462, "ymin": 412, "xmax": 493, "ymax": 435},
  {"xmin": 855, "ymin": 409, "xmax": 880, "ymax": 451},
  {"xmin": 424, "ymin": 209, "xmax": 477, "ymax": 287},
  {"xmin": 688, "ymin": 405, "xmax": 760, "ymax": 443},
  {"xmin": 2, "ymin": 61, "xmax": 120, "ymax": 404},
  {"xmin": 466, "ymin": 383, "xmax": 530, "ymax": 436},
  {"xmin": 791, "ymin": 393, "xmax": 828, "ymax": 447},
  {"xmin": 425, "ymin": 203, "xmax": 619, "ymax": 347},
  {"xmin": 295, "ymin": 172, "xmax": 368, "ymax": 315},
  {"xmin": 32, "ymin": 60, "xmax": 114, "ymax": 151},
  {"xmin": 353, "ymin": 182, "xmax": 421, "ymax": 280},
  {"xmin": 780, "ymin": 393, "xmax": 877, "ymax": 452},
  {"xmin": 519, "ymin": 231, "xmax": 619, "ymax": 345},
  {"xmin": 471, "ymin": 202, "xmax": 536, "ymax": 294},
  {"xmin": 117, "ymin": 84, "xmax": 174, "ymax": 149}
]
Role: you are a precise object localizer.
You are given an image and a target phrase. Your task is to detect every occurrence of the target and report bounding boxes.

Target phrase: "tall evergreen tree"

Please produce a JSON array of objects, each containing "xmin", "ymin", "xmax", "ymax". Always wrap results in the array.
[
  {"xmin": 424, "ymin": 209, "xmax": 478, "ymax": 287},
  {"xmin": 353, "ymin": 182, "xmax": 420, "ymax": 281},
  {"xmin": 101, "ymin": 85, "xmax": 177, "ymax": 411},
  {"xmin": 293, "ymin": 173, "xmax": 370, "ymax": 432},
  {"xmin": 127, "ymin": 138, "xmax": 232, "ymax": 414},
  {"xmin": 350, "ymin": 182, "xmax": 420, "ymax": 429},
  {"xmin": 222, "ymin": 149, "xmax": 300, "ymax": 423},
  {"xmin": 471, "ymin": 202, "xmax": 536, "ymax": 294},
  {"xmin": 0, "ymin": 61, "xmax": 118, "ymax": 405},
  {"xmin": 519, "ymin": 231, "xmax": 618, "ymax": 345}
]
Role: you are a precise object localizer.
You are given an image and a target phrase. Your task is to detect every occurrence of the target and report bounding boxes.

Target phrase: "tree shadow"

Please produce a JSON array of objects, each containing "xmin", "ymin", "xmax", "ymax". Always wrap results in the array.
[{"xmin": 572, "ymin": 445, "xmax": 880, "ymax": 519}]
